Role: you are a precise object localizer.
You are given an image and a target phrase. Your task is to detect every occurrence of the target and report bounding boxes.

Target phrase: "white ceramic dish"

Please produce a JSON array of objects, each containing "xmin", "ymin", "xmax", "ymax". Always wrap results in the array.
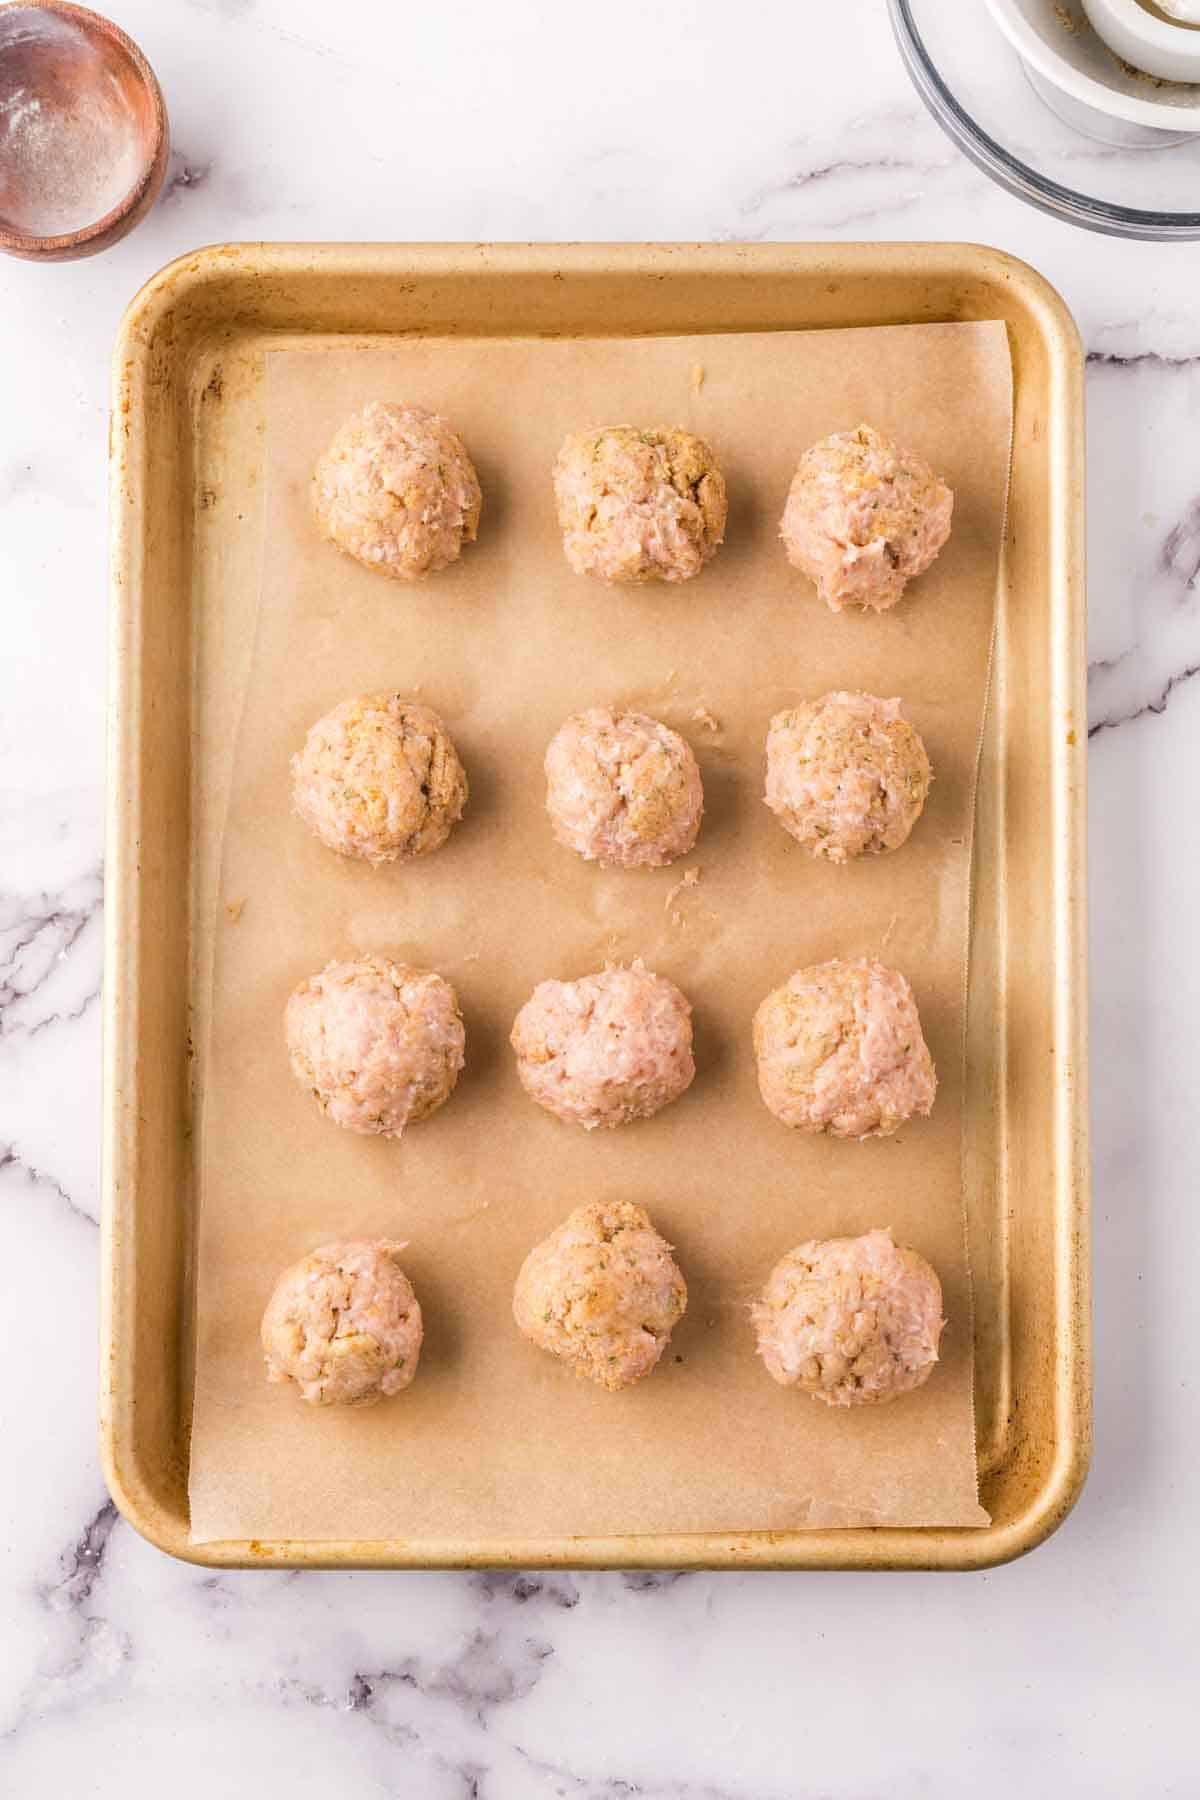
[
  {"xmin": 985, "ymin": 0, "xmax": 1200, "ymax": 140},
  {"xmin": 891, "ymin": 0, "xmax": 1200, "ymax": 237},
  {"xmin": 1082, "ymin": 0, "xmax": 1200, "ymax": 82}
]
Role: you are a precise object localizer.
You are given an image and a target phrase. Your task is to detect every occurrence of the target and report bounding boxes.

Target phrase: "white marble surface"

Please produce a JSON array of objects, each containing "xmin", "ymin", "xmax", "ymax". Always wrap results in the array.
[{"xmin": 1, "ymin": 0, "xmax": 1196, "ymax": 1792}]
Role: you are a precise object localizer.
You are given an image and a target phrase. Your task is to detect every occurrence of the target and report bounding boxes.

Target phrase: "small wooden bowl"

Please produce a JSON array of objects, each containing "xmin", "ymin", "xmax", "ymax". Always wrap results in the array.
[{"xmin": 0, "ymin": 1, "xmax": 168, "ymax": 261}]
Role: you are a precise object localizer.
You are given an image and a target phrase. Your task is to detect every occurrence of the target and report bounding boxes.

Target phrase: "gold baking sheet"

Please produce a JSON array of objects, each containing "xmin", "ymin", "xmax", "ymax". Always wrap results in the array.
[{"xmin": 101, "ymin": 244, "xmax": 1089, "ymax": 1569}]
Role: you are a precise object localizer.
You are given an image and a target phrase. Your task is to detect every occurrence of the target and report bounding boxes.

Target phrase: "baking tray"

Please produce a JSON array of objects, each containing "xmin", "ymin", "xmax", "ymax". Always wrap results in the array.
[{"xmin": 101, "ymin": 242, "xmax": 1090, "ymax": 1570}]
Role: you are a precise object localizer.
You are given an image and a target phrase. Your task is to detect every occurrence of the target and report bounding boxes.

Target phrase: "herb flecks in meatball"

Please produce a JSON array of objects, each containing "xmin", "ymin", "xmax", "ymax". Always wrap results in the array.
[
  {"xmin": 292, "ymin": 694, "xmax": 467, "ymax": 866},
  {"xmin": 753, "ymin": 957, "xmax": 936, "ymax": 1138},
  {"xmin": 514, "ymin": 1199, "xmax": 687, "ymax": 1389},
  {"xmin": 546, "ymin": 707, "xmax": 703, "ymax": 868},
  {"xmin": 780, "ymin": 424, "xmax": 952, "ymax": 612},
  {"xmin": 262, "ymin": 1239, "xmax": 424, "ymax": 1406},
  {"xmin": 313, "ymin": 401, "xmax": 481, "ymax": 580},
  {"xmin": 511, "ymin": 963, "xmax": 695, "ymax": 1130},
  {"xmin": 285, "ymin": 955, "xmax": 465, "ymax": 1138},
  {"xmin": 754, "ymin": 1228, "xmax": 943, "ymax": 1407},
  {"xmin": 765, "ymin": 691, "xmax": 931, "ymax": 862},
  {"xmin": 553, "ymin": 426, "xmax": 726, "ymax": 584}
]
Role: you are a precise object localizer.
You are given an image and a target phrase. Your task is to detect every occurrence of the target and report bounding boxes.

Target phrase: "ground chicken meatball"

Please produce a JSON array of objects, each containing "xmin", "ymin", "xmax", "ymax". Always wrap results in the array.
[
  {"xmin": 511, "ymin": 963, "xmax": 694, "ymax": 1130},
  {"xmin": 753, "ymin": 957, "xmax": 936, "ymax": 1139},
  {"xmin": 753, "ymin": 1228, "xmax": 943, "ymax": 1407},
  {"xmin": 312, "ymin": 401, "xmax": 481, "ymax": 579},
  {"xmin": 553, "ymin": 426, "xmax": 727, "ymax": 584},
  {"xmin": 765, "ymin": 691, "xmax": 931, "ymax": 862},
  {"xmin": 513, "ymin": 1199, "xmax": 687, "ymax": 1390},
  {"xmin": 292, "ymin": 694, "xmax": 468, "ymax": 866},
  {"xmin": 545, "ymin": 707, "xmax": 703, "ymax": 868},
  {"xmin": 780, "ymin": 424, "xmax": 953, "ymax": 612},
  {"xmin": 262, "ymin": 1239, "xmax": 423, "ymax": 1406},
  {"xmin": 285, "ymin": 955, "xmax": 465, "ymax": 1138}
]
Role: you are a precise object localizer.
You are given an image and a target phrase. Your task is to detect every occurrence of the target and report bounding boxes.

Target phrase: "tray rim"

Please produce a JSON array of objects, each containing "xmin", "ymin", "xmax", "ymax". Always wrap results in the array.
[{"xmin": 100, "ymin": 239, "xmax": 1090, "ymax": 1572}]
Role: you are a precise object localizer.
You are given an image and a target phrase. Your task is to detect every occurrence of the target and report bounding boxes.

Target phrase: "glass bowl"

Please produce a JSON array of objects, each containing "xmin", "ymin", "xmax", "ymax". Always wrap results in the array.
[{"xmin": 889, "ymin": 0, "xmax": 1200, "ymax": 238}]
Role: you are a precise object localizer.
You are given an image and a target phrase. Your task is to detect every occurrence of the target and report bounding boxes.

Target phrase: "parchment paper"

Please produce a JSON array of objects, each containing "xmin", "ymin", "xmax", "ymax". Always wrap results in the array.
[{"xmin": 189, "ymin": 321, "xmax": 1011, "ymax": 1543}]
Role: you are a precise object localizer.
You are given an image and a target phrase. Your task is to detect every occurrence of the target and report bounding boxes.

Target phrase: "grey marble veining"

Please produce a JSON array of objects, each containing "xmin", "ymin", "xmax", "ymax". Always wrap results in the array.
[{"xmin": 0, "ymin": 0, "xmax": 1196, "ymax": 1795}]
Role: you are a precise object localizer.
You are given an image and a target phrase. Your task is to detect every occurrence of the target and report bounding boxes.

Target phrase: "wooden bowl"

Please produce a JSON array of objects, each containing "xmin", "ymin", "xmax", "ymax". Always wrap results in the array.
[{"xmin": 0, "ymin": 1, "xmax": 168, "ymax": 261}]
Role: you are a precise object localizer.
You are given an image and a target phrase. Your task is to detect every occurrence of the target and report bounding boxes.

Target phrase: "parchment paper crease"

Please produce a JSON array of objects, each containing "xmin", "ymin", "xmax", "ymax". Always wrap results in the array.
[{"xmin": 189, "ymin": 322, "xmax": 1011, "ymax": 1542}]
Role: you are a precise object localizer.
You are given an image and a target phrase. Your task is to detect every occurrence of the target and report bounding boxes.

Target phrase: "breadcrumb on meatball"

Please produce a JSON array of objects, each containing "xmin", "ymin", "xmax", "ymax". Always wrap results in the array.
[
  {"xmin": 780, "ymin": 424, "xmax": 952, "ymax": 612},
  {"xmin": 262, "ymin": 1239, "xmax": 424, "ymax": 1406},
  {"xmin": 312, "ymin": 401, "xmax": 481, "ymax": 579},
  {"xmin": 764, "ymin": 691, "xmax": 931, "ymax": 862},
  {"xmin": 753, "ymin": 957, "xmax": 936, "ymax": 1139},
  {"xmin": 553, "ymin": 426, "xmax": 727, "ymax": 584},
  {"xmin": 753, "ymin": 1228, "xmax": 943, "ymax": 1407},
  {"xmin": 292, "ymin": 694, "xmax": 468, "ymax": 866},
  {"xmin": 545, "ymin": 707, "xmax": 703, "ymax": 868},
  {"xmin": 285, "ymin": 955, "xmax": 465, "ymax": 1138},
  {"xmin": 511, "ymin": 963, "xmax": 694, "ymax": 1130},
  {"xmin": 513, "ymin": 1199, "xmax": 687, "ymax": 1389}
]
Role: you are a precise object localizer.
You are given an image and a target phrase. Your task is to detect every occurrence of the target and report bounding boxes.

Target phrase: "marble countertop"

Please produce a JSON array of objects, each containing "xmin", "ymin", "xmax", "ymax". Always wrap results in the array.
[{"xmin": 1, "ymin": 0, "xmax": 1193, "ymax": 1793}]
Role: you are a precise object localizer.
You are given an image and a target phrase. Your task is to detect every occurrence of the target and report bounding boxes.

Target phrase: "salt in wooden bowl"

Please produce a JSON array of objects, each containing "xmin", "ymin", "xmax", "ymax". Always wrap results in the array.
[{"xmin": 0, "ymin": 1, "xmax": 168, "ymax": 261}]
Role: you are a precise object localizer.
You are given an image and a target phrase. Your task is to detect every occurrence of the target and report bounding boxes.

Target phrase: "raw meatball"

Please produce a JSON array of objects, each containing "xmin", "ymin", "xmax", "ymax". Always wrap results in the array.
[
  {"xmin": 513, "ymin": 1199, "xmax": 687, "ymax": 1390},
  {"xmin": 765, "ymin": 691, "xmax": 931, "ymax": 862},
  {"xmin": 262, "ymin": 1239, "xmax": 423, "ymax": 1406},
  {"xmin": 780, "ymin": 423, "xmax": 953, "ymax": 612},
  {"xmin": 553, "ymin": 426, "xmax": 727, "ymax": 584},
  {"xmin": 511, "ymin": 963, "xmax": 694, "ymax": 1130},
  {"xmin": 292, "ymin": 694, "xmax": 468, "ymax": 866},
  {"xmin": 312, "ymin": 401, "xmax": 482, "ymax": 579},
  {"xmin": 753, "ymin": 1228, "xmax": 943, "ymax": 1407},
  {"xmin": 285, "ymin": 955, "xmax": 465, "ymax": 1138},
  {"xmin": 545, "ymin": 707, "xmax": 703, "ymax": 868},
  {"xmin": 753, "ymin": 957, "xmax": 936, "ymax": 1139}
]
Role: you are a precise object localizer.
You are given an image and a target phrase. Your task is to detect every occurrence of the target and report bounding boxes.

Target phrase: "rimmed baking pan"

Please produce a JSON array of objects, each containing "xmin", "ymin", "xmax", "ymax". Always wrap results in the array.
[{"xmin": 101, "ymin": 242, "xmax": 1089, "ymax": 1569}]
